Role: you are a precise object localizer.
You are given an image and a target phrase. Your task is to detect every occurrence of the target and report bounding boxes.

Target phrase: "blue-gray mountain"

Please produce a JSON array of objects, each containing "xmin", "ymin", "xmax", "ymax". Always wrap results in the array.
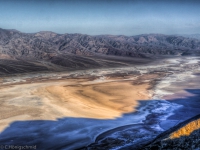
[
  {"xmin": 1, "ymin": 28, "xmax": 200, "ymax": 58},
  {"xmin": 0, "ymin": 28, "xmax": 200, "ymax": 75}
]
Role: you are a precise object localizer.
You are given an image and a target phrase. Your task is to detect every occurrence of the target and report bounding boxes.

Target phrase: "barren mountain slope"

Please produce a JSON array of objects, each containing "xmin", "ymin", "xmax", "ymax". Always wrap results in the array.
[
  {"xmin": 1, "ymin": 28, "xmax": 200, "ymax": 75},
  {"xmin": 1, "ymin": 28, "xmax": 200, "ymax": 60}
]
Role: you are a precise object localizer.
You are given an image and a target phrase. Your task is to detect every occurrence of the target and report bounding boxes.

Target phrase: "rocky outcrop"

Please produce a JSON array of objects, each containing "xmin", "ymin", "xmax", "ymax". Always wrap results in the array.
[{"xmin": 142, "ymin": 114, "xmax": 200, "ymax": 150}]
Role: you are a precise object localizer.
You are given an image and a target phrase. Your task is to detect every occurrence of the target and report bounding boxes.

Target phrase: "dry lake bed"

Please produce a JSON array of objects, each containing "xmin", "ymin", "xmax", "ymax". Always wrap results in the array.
[{"xmin": 0, "ymin": 56, "xmax": 200, "ymax": 149}]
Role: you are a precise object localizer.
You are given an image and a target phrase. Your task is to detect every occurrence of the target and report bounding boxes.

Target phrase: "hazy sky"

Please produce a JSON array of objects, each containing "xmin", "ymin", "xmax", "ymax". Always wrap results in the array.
[{"xmin": 0, "ymin": 0, "xmax": 200, "ymax": 35}]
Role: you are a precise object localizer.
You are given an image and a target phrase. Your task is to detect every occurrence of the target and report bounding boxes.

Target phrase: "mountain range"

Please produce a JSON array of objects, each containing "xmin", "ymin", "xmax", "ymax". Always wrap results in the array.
[{"xmin": 0, "ymin": 28, "xmax": 200, "ymax": 75}]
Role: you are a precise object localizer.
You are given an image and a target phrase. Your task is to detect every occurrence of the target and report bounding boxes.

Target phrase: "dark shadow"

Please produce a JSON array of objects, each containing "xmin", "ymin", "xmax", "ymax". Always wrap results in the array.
[{"xmin": 0, "ymin": 89, "xmax": 200, "ymax": 150}]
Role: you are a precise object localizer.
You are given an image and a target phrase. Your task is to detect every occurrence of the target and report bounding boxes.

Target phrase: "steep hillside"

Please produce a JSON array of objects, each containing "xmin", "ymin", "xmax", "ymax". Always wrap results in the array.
[{"xmin": 142, "ymin": 114, "xmax": 200, "ymax": 150}]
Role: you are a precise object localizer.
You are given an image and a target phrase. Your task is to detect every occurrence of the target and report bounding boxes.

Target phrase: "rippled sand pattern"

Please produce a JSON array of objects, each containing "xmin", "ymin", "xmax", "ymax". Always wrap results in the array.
[
  {"xmin": 39, "ymin": 81, "xmax": 151, "ymax": 119},
  {"xmin": 0, "ymin": 75, "xmax": 153, "ymax": 132}
]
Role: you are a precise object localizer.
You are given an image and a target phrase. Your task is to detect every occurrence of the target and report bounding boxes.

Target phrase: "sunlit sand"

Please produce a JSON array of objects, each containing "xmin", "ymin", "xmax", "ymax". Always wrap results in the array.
[{"xmin": 0, "ymin": 74, "xmax": 155, "ymax": 132}]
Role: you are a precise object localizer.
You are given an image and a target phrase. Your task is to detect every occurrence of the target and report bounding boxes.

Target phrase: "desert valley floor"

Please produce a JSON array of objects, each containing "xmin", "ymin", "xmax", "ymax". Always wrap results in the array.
[{"xmin": 0, "ymin": 56, "xmax": 200, "ymax": 149}]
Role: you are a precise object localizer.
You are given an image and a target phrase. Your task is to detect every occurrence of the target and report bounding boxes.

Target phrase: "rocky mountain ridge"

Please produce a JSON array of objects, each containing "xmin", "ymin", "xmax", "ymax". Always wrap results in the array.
[
  {"xmin": 1, "ymin": 28, "xmax": 200, "ymax": 75},
  {"xmin": 1, "ymin": 28, "xmax": 200, "ymax": 61}
]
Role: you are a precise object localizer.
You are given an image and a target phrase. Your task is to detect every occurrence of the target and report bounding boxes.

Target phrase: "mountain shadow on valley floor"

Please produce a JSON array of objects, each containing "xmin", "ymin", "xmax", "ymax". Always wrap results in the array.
[{"xmin": 0, "ymin": 89, "xmax": 200, "ymax": 150}]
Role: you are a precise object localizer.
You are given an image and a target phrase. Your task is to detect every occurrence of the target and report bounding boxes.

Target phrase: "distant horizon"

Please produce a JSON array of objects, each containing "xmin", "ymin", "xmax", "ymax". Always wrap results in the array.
[
  {"xmin": 0, "ymin": 0, "xmax": 200, "ymax": 35},
  {"xmin": 1, "ymin": 27, "xmax": 200, "ymax": 37}
]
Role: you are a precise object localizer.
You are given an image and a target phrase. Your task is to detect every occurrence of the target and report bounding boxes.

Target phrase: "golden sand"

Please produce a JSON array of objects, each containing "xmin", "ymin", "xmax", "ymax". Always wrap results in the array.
[
  {"xmin": 0, "ymin": 75, "xmax": 154, "ymax": 132},
  {"xmin": 38, "ymin": 81, "xmax": 151, "ymax": 119}
]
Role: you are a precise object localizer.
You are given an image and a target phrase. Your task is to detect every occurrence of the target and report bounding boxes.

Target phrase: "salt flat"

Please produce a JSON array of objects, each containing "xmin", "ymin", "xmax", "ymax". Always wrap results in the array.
[
  {"xmin": 0, "ymin": 72, "xmax": 157, "ymax": 131},
  {"xmin": 0, "ymin": 56, "xmax": 200, "ymax": 149}
]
